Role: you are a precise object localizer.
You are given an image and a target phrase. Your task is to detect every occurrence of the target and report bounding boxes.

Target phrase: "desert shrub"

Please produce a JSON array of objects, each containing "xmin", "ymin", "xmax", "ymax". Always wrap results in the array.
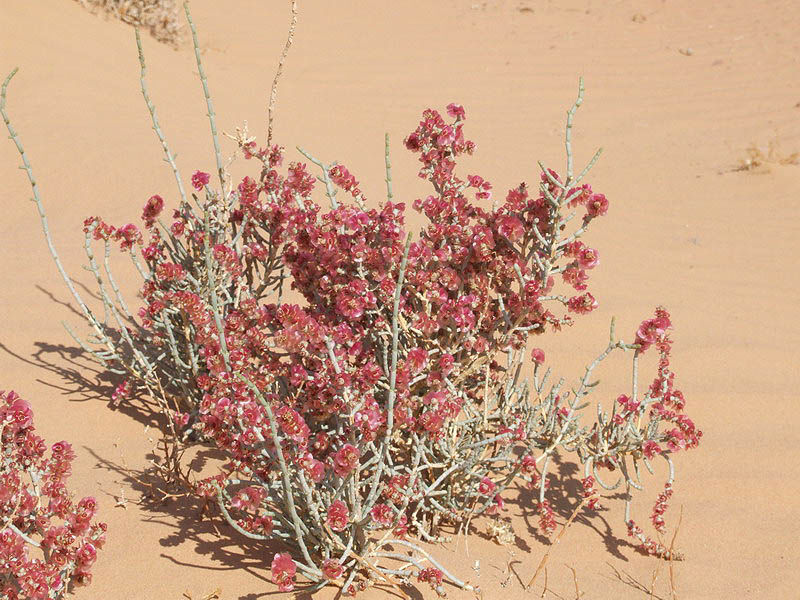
[
  {"xmin": 2, "ymin": 3, "xmax": 701, "ymax": 595},
  {"xmin": 74, "ymin": 0, "xmax": 182, "ymax": 46},
  {"xmin": 0, "ymin": 390, "xmax": 106, "ymax": 599}
]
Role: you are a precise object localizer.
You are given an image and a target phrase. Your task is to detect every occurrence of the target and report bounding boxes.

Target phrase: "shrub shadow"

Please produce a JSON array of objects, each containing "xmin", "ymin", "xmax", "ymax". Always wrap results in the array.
[
  {"xmin": 0, "ymin": 285, "xmax": 183, "ymax": 430},
  {"xmin": 85, "ymin": 444, "xmax": 286, "ymax": 597},
  {"xmin": 506, "ymin": 451, "xmax": 636, "ymax": 561},
  {"xmin": 86, "ymin": 446, "xmax": 421, "ymax": 600}
]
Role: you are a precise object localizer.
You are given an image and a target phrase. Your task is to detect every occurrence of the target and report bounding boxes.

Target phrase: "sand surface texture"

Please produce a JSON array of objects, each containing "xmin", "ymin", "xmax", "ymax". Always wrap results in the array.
[{"xmin": 2, "ymin": 1, "xmax": 799, "ymax": 598}]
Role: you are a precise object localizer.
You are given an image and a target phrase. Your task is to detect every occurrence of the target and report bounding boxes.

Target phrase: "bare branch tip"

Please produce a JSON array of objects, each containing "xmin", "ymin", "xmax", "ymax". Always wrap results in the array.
[{"xmin": 2, "ymin": 68, "xmax": 19, "ymax": 100}]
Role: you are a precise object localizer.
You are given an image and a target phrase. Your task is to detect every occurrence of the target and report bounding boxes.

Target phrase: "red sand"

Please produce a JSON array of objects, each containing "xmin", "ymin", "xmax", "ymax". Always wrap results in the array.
[{"xmin": 1, "ymin": 1, "xmax": 799, "ymax": 598}]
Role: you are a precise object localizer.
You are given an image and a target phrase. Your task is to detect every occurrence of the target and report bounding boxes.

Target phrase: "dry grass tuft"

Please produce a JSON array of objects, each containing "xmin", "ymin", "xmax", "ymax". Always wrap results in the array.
[
  {"xmin": 182, "ymin": 589, "xmax": 221, "ymax": 600},
  {"xmin": 74, "ymin": 0, "xmax": 183, "ymax": 46},
  {"xmin": 733, "ymin": 141, "xmax": 800, "ymax": 173}
]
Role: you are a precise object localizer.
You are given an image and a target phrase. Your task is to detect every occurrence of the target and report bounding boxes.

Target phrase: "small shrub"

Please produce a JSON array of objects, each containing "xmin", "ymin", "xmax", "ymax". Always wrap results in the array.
[
  {"xmin": 75, "ymin": 0, "xmax": 182, "ymax": 46},
  {"xmin": 0, "ymin": 390, "xmax": 106, "ymax": 599}
]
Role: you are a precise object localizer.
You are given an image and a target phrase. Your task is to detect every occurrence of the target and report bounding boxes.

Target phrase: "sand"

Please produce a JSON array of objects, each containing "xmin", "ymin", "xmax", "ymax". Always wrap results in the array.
[{"xmin": 1, "ymin": 0, "xmax": 799, "ymax": 598}]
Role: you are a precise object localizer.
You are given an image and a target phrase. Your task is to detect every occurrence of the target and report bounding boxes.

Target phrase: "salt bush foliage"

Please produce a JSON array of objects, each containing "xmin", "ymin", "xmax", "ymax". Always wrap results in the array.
[
  {"xmin": 2, "ymin": 3, "xmax": 701, "ymax": 595},
  {"xmin": 0, "ymin": 390, "xmax": 106, "ymax": 599}
]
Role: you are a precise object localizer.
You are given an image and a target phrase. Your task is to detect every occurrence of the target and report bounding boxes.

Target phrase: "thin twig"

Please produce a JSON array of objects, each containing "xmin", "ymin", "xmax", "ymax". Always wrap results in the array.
[
  {"xmin": 1, "ymin": 69, "xmax": 100, "ymax": 335},
  {"xmin": 135, "ymin": 28, "xmax": 188, "ymax": 206},
  {"xmin": 565, "ymin": 564, "xmax": 583, "ymax": 599},
  {"xmin": 526, "ymin": 499, "xmax": 586, "ymax": 590},
  {"xmin": 668, "ymin": 506, "xmax": 683, "ymax": 600},
  {"xmin": 266, "ymin": 0, "xmax": 298, "ymax": 147},
  {"xmin": 183, "ymin": 2, "xmax": 225, "ymax": 190}
]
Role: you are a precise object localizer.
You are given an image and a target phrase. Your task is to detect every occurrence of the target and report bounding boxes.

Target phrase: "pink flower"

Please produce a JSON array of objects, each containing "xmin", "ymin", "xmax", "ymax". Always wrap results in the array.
[
  {"xmin": 419, "ymin": 410, "xmax": 445, "ymax": 435},
  {"xmin": 286, "ymin": 162, "xmax": 315, "ymax": 195},
  {"xmin": 616, "ymin": 394, "xmax": 640, "ymax": 415},
  {"xmin": 255, "ymin": 515, "xmax": 274, "ymax": 534},
  {"xmin": 406, "ymin": 347, "xmax": 428, "ymax": 373},
  {"xmin": 586, "ymin": 193, "xmax": 609, "ymax": 217},
  {"xmin": 496, "ymin": 215, "xmax": 524, "ymax": 242},
  {"xmin": 329, "ymin": 164, "xmax": 362, "ymax": 198},
  {"xmin": 446, "ymin": 103, "xmax": 465, "ymax": 119},
  {"xmin": 642, "ymin": 440, "xmax": 661, "ymax": 459},
  {"xmin": 371, "ymin": 503, "xmax": 393, "ymax": 526},
  {"xmin": 322, "ymin": 558, "xmax": 343, "ymax": 580},
  {"xmin": 650, "ymin": 483, "xmax": 673, "ymax": 534},
  {"xmin": 170, "ymin": 220, "xmax": 185, "ymax": 237},
  {"xmin": 312, "ymin": 432, "xmax": 331, "ymax": 453},
  {"xmin": 505, "ymin": 183, "xmax": 529, "ymax": 210},
  {"xmin": 191, "ymin": 170, "xmax": 210, "ymax": 190},
  {"xmin": 326, "ymin": 500, "xmax": 349, "ymax": 532},
  {"xmin": 418, "ymin": 567, "xmax": 444, "ymax": 588},
  {"xmin": 76, "ymin": 543, "xmax": 98, "ymax": 567},
  {"xmin": 530, "ymin": 348, "xmax": 545, "ymax": 365},
  {"xmin": 404, "ymin": 132, "xmax": 421, "ymax": 151},
  {"xmin": 2, "ymin": 392, "xmax": 33, "ymax": 430},
  {"xmin": 172, "ymin": 413, "xmax": 189, "ymax": 428},
  {"xmin": 577, "ymin": 246, "xmax": 599, "ymax": 269},
  {"xmin": 271, "ymin": 553, "xmax": 297, "ymax": 592},
  {"xmin": 468, "ymin": 174, "xmax": 485, "ymax": 188},
  {"xmin": 51, "ymin": 440, "xmax": 76, "ymax": 461},
  {"xmin": 74, "ymin": 497, "xmax": 98, "ymax": 525},
  {"xmin": 486, "ymin": 493, "xmax": 505, "ymax": 515},
  {"xmin": 478, "ymin": 476, "xmax": 496, "ymax": 496},
  {"xmin": 112, "ymin": 223, "xmax": 142, "ymax": 251},
  {"xmin": 354, "ymin": 403, "xmax": 384, "ymax": 440},
  {"xmin": 635, "ymin": 314, "xmax": 671, "ymax": 351},
  {"xmin": 305, "ymin": 458, "xmax": 325, "ymax": 482},
  {"xmin": 155, "ymin": 262, "xmax": 186, "ymax": 282},
  {"xmin": 562, "ymin": 266, "xmax": 589, "ymax": 290},
  {"xmin": 231, "ymin": 486, "xmax": 266, "ymax": 512},
  {"xmin": 567, "ymin": 292, "xmax": 598, "ymax": 315},
  {"xmin": 332, "ymin": 444, "xmax": 360, "ymax": 477},
  {"xmin": 393, "ymin": 514, "xmax": 409, "ymax": 537},
  {"xmin": 277, "ymin": 406, "xmax": 310, "ymax": 445},
  {"xmin": 83, "ymin": 216, "xmax": 115, "ymax": 241},
  {"xmin": 567, "ymin": 183, "xmax": 593, "ymax": 208},
  {"xmin": 141, "ymin": 194, "xmax": 164, "ymax": 227},
  {"xmin": 438, "ymin": 353, "xmax": 455, "ymax": 376},
  {"xmin": 336, "ymin": 289, "xmax": 367, "ymax": 320}
]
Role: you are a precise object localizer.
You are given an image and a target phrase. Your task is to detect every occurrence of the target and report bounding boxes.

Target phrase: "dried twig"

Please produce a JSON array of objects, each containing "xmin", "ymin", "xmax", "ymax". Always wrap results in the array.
[
  {"xmin": 527, "ymin": 499, "xmax": 585, "ymax": 591},
  {"xmin": 266, "ymin": 0, "xmax": 298, "ymax": 147},
  {"xmin": 668, "ymin": 506, "xmax": 683, "ymax": 600},
  {"xmin": 565, "ymin": 564, "xmax": 583, "ymax": 599}
]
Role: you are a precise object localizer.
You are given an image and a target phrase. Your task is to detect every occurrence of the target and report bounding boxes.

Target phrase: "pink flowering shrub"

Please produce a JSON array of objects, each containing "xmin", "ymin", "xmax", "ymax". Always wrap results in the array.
[
  {"xmin": 2, "ymin": 8, "xmax": 702, "ymax": 594},
  {"xmin": 0, "ymin": 390, "xmax": 106, "ymax": 598}
]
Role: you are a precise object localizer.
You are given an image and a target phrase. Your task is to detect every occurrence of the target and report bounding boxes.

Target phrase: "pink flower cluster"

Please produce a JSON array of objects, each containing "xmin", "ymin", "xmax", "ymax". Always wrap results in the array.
[
  {"xmin": 626, "ymin": 519, "xmax": 682, "ymax": 561},
  {"xmin": 0, "ymin": 390, "xmax": 105, "ymax": 598},
  {"xmin": 580, "ymin": 476, "xmax": 602, "ymax": 511},
  {"xmin": 537, "ymin": 500, "xmax": 556, "ymax": 536},
  {"xmin": 72, "ymin": 100, "xmax": 701, "ymax": 592},
  {"xmin": 83, "ymin": 216, "xmax": 142, "ymax": 252},
  {"xmin": 270, "ymin": 552, "xmax": 296, "ymax": 592},
  {"xmin": 637, "ymin": 307, "xmax": 703, "ymax": 454},
  {"xmin": 326, "ymin": 500, "xmax": 349, "ymax": 532},
  {"xmin": 650, "ymin": 483, "xmax": 673, "ymax": 534},
  {"xmin": 328, "ymin": 164, "xmax": 363, "ymax": 200},
  {"xmin": 191, "ymin": 170, "xmax": 210, "ymax": 191},
  {"xmin": 418, "ymin": 567, "xmax": 444, "ymax": 590},
  {"xmin": 119, "ymin": 106, "xmax": 612, "ymax": 522}
]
